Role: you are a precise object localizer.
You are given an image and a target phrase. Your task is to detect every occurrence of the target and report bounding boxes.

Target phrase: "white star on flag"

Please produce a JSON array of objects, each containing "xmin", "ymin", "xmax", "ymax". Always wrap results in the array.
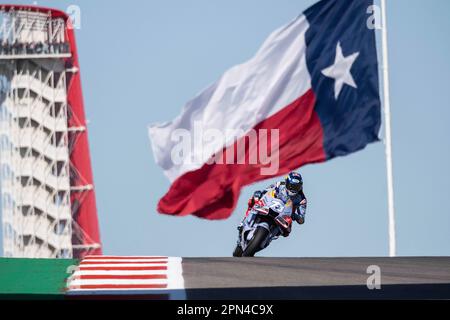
[{"xmin": 321, "ymin": 42, "xmax": 360, "ymax": 100}]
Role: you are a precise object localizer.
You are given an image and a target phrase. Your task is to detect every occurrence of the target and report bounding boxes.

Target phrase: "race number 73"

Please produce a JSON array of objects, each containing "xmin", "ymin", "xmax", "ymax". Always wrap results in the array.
[{"xmin": 269, "ymin": 200, "xmax": 284, "ymax": 213}]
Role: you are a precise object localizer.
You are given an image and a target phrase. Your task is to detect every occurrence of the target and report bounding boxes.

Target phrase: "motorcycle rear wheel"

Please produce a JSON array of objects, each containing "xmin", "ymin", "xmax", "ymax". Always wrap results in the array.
[{"xmin": 242, "ymin": 227, "xmax": 269, "ymax": 257}]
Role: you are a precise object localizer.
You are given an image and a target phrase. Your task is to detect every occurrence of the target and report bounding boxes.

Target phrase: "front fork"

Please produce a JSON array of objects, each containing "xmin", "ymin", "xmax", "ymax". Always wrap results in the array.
[
  {"xmin": 236, "ymin": 216, "xmax": 251, "ymax": 250},
  {"xmin": 239, "ymin": 215, "xmax": 275, "ymax": 251},
  {"xmin": 237, "ymin": 225, "xmax": 243, "ymax": 245}
]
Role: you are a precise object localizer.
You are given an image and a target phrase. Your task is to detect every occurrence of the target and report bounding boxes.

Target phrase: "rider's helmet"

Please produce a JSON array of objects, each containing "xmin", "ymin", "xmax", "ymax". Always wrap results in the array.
[
  {"xmin": 253, "ymin": 190, "xmax": 263, "ymax": 201},
  {"xmin": 285, "ymin": 171, "xmax": 303, "ymax": 196}
]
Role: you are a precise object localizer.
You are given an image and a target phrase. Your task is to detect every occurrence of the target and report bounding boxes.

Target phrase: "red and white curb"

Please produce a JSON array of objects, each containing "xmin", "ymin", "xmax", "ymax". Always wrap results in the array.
[{"xmin": 66, "ymin": 256, "xmax": 185, "ymax": 299}]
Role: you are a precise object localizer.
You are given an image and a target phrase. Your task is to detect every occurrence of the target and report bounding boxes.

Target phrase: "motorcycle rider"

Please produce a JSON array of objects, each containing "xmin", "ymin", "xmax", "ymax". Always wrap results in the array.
[{"xmin": 238, "ymin": 171, "xmax": 307, "ymax": 234}]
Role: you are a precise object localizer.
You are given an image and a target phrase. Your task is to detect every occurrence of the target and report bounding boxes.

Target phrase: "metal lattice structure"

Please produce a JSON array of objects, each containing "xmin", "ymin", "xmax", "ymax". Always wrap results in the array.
[{"xmin": 0, "ymin": 6, "xmax": 101, "ymax": 258}]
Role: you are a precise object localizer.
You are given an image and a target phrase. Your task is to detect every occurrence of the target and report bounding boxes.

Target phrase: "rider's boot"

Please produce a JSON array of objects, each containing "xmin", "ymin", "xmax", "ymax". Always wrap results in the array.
[{"xmin": 237, "ymin": 222, "xmax": 244, "ymax": 244}]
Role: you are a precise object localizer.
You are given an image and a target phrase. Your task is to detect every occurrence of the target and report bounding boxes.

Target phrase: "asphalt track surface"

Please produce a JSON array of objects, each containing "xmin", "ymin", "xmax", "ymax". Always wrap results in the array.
[
  {"xmin": 181, "ymin": 257, "xmax": 450, "ymax": 299},
  {"xmin": 69, "ymin": 257, "xmax": 450, "ymax": 299}
]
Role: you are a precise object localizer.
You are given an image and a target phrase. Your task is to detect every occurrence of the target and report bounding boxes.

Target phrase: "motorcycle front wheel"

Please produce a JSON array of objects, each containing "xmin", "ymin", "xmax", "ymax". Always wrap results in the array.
[
  {"xmin": 233, "ymin": 245, "xmax": 243, "ymax": 257},
  {"xmin": 242, "ymin": 227, "xmax": 269, "ymax": 257}
]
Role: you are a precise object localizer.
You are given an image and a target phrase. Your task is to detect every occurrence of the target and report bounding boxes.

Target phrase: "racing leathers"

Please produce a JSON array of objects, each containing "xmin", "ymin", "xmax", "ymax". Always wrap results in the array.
[
  {"xmin": 259, "ymin": 181, "xmax": 307, "ymax": 224},
  {"xmin": 239, "ymin": 180, "xmax": 307, "ymax": 229}
]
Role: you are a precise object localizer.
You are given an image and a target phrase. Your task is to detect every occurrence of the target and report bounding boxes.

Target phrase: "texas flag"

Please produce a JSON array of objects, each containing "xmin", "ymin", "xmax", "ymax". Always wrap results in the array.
[{"xmin": 149, "ymin": 0, "xmax": 381, "ymax": 219}]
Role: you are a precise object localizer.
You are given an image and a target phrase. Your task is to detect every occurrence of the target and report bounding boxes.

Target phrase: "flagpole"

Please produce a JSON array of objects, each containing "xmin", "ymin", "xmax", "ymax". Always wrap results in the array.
[{"xmin": 380, "ymin": 0, "xmax": 396, "ymax": 257}]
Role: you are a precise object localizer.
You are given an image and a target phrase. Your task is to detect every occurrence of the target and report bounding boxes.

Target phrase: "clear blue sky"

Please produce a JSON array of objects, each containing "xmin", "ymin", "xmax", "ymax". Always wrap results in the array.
[{"xmin": 1, "ymin": 0, "xmax": 449, "ymax": 257}]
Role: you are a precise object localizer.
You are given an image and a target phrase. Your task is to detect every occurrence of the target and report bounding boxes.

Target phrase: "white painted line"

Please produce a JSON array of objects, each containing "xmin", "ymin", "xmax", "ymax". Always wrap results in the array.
[{"xmin": 167, "ymin": 257, "xmax": 184, "ymax": 290}]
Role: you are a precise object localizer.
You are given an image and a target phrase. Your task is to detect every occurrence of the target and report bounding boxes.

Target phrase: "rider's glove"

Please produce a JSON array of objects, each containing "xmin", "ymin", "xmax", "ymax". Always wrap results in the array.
[
  {"xmin": 294, "ymin": 199, "xmax": 307, "ymax": 224},
  {"xmin": 293, "ymin": 211, "xmax": 305, "ymax": 224}
]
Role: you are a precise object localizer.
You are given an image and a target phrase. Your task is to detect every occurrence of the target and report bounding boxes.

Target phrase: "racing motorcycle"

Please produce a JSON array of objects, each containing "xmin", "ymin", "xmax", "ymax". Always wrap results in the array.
[{"xmin": 233, "ymin": 191, "xmax": 293, "ymax": 257}]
